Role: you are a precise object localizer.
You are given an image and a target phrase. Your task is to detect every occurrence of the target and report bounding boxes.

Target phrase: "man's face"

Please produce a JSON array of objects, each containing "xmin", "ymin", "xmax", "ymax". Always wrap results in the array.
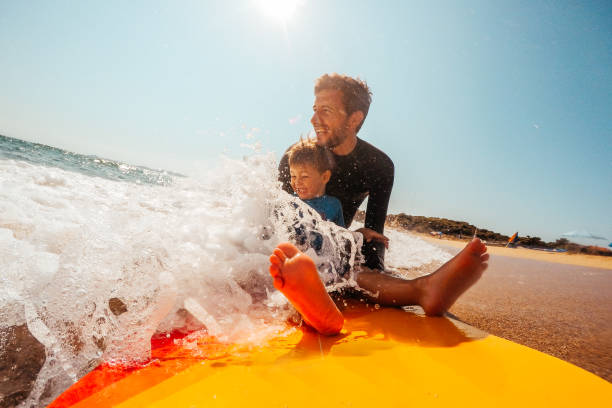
[
  {"xmin": 311, "ymin": 89, "xmax": 350, "ymax": 149},
  {"xmin": 289, "ymin": 163, "xmax": 330, "ymax": 200}
]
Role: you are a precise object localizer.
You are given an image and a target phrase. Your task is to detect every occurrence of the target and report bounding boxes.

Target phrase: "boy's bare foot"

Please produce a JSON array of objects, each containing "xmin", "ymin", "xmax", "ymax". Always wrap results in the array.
[
  {"xmin": 419, "ymin": 238, "xmax": 489, "ymax": 316},
  {"xmin": 269, "ymin": 242, "xmax": 344, "ymax": 335}
]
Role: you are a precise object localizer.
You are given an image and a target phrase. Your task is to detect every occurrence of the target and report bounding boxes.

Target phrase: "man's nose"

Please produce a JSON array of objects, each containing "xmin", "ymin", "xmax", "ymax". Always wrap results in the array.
[{"xmin": 310, "ymin": 112, "xmax": 319, "ymax": 126}]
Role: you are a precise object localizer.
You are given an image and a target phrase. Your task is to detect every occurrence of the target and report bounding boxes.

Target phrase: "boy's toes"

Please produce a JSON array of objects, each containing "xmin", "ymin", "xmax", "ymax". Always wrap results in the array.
[{"xmin": 269, "ymin": 265, "xmax": 285, "ymax": 289}]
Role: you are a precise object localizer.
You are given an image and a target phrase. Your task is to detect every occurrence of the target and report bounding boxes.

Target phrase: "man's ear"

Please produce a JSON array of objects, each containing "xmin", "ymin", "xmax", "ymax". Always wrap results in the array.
[
  {"xmin": 322, "ymin": 169, "xmax": 331, "ymax": 183},
  {"xmin": 348, "ymin": 110, "xmax": 364, "ymax": 132}
]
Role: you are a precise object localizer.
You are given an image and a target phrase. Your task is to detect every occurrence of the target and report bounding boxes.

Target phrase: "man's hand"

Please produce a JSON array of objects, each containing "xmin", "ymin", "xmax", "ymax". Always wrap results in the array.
[{"xmin": 356, "ymin": 227, "xmax": 389, "ymax": 248}]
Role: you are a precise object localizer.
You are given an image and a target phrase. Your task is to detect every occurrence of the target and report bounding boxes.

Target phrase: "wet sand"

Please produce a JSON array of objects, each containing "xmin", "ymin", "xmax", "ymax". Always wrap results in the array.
[{"xmin": 425, "ymin": 239, "xmax": 612, "ymax": 382}]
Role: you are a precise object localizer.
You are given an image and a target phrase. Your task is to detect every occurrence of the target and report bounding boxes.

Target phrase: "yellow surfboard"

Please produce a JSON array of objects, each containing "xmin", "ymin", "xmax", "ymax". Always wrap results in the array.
[{"xmin": 50, "ymin": 302, "xmax": 610, "ymax": 407}]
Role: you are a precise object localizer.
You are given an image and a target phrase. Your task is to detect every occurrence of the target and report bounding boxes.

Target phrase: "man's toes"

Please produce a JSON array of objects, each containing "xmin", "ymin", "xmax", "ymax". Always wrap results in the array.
[
  {"xmin": 277, "ymin": 242, "xmax": 300, "ymax": 258},
  {"xmin": 481, "ymin": 253, "xmax": 490, "ymax": 262},
  {"xmin": 474, "ymin": 239, "xmax": 487, "ymax": 253},
  {"xmin": 466, "ymin": 238, "xmax": 482, "ymax": 253}
]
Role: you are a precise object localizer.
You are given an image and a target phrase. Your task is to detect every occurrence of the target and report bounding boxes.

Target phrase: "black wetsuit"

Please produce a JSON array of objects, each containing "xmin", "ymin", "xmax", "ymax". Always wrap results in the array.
[{"xmin": 278, "ymin": 138, "xmax": 394, "ymax": 270}]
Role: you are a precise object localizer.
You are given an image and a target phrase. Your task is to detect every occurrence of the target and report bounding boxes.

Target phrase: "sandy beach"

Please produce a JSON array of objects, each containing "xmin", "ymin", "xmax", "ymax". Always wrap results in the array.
[
  {"xmin": 417, "ymin": 232, "xmax": 612, "ymax": 270},
  {"xmin": 416, "ymin": 233, "xmax": 612, "ymax": 382}
]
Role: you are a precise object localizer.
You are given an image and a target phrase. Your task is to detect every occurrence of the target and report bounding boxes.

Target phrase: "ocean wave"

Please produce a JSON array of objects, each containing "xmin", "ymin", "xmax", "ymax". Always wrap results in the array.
[{"xmin": 0, "ymin": 140, "xmax": 451, "ymax": 406}]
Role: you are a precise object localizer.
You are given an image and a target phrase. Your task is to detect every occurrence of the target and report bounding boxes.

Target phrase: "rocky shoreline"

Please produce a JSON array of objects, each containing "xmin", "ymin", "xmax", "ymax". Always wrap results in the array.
[{"xmin": 355, "ymin": 211, "xmax": 611, "ymax": 257}]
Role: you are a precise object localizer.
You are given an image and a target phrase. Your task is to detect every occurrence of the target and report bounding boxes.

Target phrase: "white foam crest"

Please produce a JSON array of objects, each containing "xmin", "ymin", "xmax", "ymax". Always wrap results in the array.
[
  {"xmin": 0, "ymin": 153, "xmax": 363, "ymax": 405},
  {"xmin": 385, "ymin": 228, "xmax": 452, "ymax": 271}
]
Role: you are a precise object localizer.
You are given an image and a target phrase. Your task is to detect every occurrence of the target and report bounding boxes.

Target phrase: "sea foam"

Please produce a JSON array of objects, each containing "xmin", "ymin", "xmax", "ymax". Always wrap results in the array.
[{"xmin": 0, "ymin": 151, "xmax": 450, "ymax": 406}]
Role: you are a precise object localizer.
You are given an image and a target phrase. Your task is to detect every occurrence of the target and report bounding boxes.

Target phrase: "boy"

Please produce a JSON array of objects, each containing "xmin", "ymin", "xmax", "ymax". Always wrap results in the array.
[
  {"xmin": 287, "ymin": 139, "xmax": 389, "ymax": 247},
  {"xmin": 287, "ymin": 139, "xmax": 344, "ymax": 227}
]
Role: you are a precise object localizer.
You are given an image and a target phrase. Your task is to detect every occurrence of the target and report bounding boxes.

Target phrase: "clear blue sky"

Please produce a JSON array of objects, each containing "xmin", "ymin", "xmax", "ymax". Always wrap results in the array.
[{"xmin": 1, "ymin": 0, "xmax": 610, "ymax": 243}]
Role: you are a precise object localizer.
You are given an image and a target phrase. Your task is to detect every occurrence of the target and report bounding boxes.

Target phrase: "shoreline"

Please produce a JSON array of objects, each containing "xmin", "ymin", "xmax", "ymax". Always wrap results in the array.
[{"xmin": 411, "ymin": 231, "xmax": 612, "ymax": 270}]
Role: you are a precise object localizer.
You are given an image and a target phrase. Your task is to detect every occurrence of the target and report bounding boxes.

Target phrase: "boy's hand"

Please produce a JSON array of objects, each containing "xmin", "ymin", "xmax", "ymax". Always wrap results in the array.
[{"xmin": 356, "ymin": 228, "xmax": 389, "ymax": 249}]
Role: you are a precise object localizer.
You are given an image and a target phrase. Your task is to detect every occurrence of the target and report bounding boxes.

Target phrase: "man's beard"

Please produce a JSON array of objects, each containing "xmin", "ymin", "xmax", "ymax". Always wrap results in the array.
[{"xmin": 318, "ymin": 122, "xmax": 350, "ymax": 149}]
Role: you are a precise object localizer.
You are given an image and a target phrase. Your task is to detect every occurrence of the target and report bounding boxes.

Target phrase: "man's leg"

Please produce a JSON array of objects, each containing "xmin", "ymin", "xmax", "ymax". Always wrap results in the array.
[
  {"xmin": 269, "ymin": 238, "xmax": 488, "ymax": 334},
  {"xmin": 356, "ymin": 238, "xmax": 489, "ymax": 315},
  {"xmin": 269, "ymin": 242, "xmax": 344, "ymax": 335}
]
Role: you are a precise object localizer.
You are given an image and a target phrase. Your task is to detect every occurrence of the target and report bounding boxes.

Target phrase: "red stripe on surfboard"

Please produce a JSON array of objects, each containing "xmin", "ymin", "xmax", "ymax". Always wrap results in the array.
[
  {"xmin": 49, "ymin": 328, "xmax": 226, "ymax": 407},
  {"xmin": 48, "ymin": 362, "xmax": 137, "ymax": 408}
]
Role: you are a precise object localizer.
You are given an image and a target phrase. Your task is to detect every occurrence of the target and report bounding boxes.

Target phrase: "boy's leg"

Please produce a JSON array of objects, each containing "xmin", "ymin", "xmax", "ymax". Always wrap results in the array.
[
  {"xmin": 355, "ymin": 238, "xmax": 489, "ymax": 315},
  {"xmin": 269, "ymin": 242, "xmax": 344, "ymax": 335}
]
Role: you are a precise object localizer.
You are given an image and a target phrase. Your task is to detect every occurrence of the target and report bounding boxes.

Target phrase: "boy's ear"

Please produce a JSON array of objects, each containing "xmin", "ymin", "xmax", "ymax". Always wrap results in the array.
[{"xmin": 322, "ymin": 169, "xmax": 331, "ymax": 183}]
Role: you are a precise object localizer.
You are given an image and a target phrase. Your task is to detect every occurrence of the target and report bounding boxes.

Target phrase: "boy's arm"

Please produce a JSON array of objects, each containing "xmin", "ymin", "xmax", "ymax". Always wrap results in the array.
[{"xmin": 335, "ymin": 199, "xmax": 345, "ymax": 227}]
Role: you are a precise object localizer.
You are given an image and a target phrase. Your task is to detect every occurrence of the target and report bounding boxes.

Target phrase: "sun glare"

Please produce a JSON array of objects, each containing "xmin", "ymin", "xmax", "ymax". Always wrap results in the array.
[{"xmin": 255, "ymin": 0, "xmax": 303, "ymax": 24}]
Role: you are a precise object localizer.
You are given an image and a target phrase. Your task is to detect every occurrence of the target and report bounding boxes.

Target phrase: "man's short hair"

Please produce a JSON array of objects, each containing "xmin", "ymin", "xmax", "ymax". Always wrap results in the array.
[
  {"xmin": 314, "ymin": 73, "xmax": 372, "ymax": 132},
  {"xmin": 288, "ymin": 139, "xmax": 335, "ymax": 173}
]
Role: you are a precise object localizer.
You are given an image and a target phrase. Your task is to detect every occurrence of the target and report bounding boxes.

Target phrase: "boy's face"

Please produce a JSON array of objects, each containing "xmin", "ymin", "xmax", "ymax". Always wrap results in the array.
[{"xmin": 289, "ymin": 163, "xmax": 330, "ymax": 200}]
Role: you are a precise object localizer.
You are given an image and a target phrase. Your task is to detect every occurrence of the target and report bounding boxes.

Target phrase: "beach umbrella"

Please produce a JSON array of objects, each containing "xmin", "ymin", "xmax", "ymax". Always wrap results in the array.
[{"xmin": 561, "ymin": 230, "xmax": 608, "ymax": 240}]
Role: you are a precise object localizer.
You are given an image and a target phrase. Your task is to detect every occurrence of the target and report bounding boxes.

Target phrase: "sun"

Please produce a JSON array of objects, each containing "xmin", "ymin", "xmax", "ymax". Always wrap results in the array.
[{"xmin": 255, "ymin": 0, "xmax": 303, "ymax": 24}]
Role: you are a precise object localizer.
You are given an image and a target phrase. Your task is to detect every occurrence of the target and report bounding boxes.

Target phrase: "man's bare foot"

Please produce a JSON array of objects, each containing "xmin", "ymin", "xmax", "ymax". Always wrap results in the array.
[
  {"xmin": 419, "ymin": 238, "xmax": 489, "ymax": 316},
  {"xmin": 269, "ymin": 242, "xmax": 344, "ymax": 335}
]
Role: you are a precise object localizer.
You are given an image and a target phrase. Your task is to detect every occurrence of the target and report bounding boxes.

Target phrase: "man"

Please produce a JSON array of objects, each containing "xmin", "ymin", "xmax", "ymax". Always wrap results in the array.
[
  {"xmin": 272, "ymin": 73, "xmax": 489, "ymax": 335},
  {"xmin": 279, "ymin": 73, "xmax": 393, "ymax": 271}
]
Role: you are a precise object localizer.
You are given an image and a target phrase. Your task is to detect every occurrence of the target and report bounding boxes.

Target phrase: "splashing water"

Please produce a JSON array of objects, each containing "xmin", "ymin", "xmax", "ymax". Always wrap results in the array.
[{"xmin": 0, "ymin": 135, "xmax": 451, "ymax": 406}]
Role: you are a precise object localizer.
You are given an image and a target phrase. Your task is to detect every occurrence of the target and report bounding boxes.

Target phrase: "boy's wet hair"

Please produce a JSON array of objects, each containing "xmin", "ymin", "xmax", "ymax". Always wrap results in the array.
[
  {"xmin": 315, "ymin": 73, "xmax": 372, "ymax": 132},
  {"xmin": 288, "ymin": 138, "xmax": 335, "ymax": 173}
]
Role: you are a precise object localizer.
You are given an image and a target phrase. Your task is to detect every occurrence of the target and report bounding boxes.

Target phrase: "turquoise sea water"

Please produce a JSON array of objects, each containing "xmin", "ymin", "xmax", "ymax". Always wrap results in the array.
[{"xmin": 0, "ymin": 134, "xmax": 181, "ymax": 185}]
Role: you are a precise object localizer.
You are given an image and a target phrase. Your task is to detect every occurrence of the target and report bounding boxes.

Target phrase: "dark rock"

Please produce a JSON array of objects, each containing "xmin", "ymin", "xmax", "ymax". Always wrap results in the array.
[
  {"xmin": 108, "ymin": 298, "xmax": 128, "ymax": 316},
  {"xmin": 0, "ymin": 324, "xmax": 46, "ymax": 408}
]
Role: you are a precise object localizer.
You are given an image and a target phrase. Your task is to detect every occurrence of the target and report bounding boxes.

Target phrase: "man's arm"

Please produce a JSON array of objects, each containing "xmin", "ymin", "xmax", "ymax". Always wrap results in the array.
[
  {"xmin": 356, "ymin": 227, "xmax": 389, "ymax": 248},
  {"xmin": 364, "ymin": 158, "xmax": 394, "ymax": 234},
  {"xmin": 362, "ymin": 156, "xmax": 394, "ymax": 270}
]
